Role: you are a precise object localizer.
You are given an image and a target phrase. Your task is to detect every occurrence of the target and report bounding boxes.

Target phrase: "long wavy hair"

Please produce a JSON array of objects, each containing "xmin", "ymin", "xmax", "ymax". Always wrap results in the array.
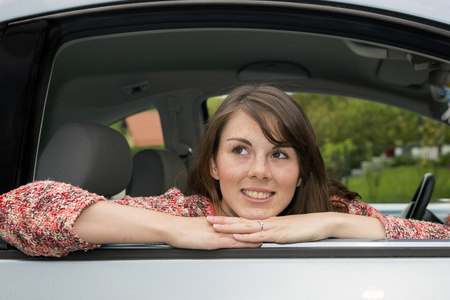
[{"xmin": 186, "ymin": 84, "xmax": 359, "ymax": 215}]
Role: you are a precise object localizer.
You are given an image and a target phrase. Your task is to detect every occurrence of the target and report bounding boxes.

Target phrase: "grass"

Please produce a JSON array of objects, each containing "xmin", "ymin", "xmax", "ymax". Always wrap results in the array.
[{"xmin": 347, "ymin": 166, "xmax": 450, "ymax": 203}]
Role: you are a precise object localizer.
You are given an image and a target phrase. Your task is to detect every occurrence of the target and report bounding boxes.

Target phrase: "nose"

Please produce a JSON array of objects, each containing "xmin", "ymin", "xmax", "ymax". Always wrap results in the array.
[{"xmin": 248, "ymin": 155, "xmax": 272, "ymax": 180}]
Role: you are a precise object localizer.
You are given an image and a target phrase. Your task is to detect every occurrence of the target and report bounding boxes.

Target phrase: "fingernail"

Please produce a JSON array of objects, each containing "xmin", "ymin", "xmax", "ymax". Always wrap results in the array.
[
  {"xmin": 207, "ymin": 216, "xmax": 217, "ymax": 222},
  {"xmin": 233, "ymin": 234, "xmax": 242, "ymax": 238},
  {"xmin": 213, "ymin": 224, "xmax": 224, "ymax": 229}
]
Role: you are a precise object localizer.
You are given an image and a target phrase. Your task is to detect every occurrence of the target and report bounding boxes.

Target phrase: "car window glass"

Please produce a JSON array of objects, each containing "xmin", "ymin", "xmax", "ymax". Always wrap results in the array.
[{"xmin": 206, "ymin": 94, "xmax": 450, "ymax": 205}]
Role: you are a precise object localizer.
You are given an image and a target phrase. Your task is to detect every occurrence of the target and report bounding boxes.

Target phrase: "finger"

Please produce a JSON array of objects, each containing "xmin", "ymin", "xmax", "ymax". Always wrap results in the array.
[
  {"xmin": 206, "ymin": 216, "xmax": 252, "ymax": 225},
  {"xmin": 200, "ymin": 234, "xmax": 261, "ymax": 249},
  {"xmin": 211, "ymin": 219, "xmax": 266, "ymax": 234},
  {"xmin": 233, "ymin": 232, "xmax": 267, "ymax": 243},
  {"xmin": 217, "ymin": 237, "xmax": 262, "ymax": 249}
]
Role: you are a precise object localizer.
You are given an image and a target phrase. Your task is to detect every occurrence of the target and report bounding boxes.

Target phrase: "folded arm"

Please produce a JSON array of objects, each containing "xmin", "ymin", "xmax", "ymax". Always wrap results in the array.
[
  {"xmin": 208, "ymin": 197, "xmax": 450, "ymax": 243},
  {"xmin": 74, "ymin": 200, "xmax": 261, "ymax": 249},
  {"xmin": 0, "ymin": 181, "xmax": 259, "ymax": 257}
]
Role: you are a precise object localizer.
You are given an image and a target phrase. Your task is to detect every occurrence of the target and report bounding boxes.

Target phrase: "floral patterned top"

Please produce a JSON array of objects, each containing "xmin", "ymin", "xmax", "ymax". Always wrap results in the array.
[{"xmin": 1, "ymin": 180, "xmax": 450, "ymax": 257}]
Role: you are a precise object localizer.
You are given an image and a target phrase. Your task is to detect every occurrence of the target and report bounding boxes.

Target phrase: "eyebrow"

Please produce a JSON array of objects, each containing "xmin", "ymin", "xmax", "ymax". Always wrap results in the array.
[
  {"xmin": 226, "ymin": 137, "xmax": 291, "ymax": 150},
  {"xmin": 226, "ymin": 137, "xmax": 252, "ymax": 146}
]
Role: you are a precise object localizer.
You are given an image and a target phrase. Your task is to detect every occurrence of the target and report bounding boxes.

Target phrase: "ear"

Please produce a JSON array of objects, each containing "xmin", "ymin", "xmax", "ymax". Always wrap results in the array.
[
  {"xmin": 210, "ymin": 158, "xmax": 220, "ymax": 180},
  {"xmin": 296, "ymin": 177, "xmax": 302, "ymax": 188}
]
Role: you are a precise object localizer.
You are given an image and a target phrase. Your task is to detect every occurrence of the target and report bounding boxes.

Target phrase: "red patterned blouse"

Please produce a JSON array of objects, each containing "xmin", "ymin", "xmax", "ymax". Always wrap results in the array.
[{"xmin": 1, "ymin": 180, "xmax": 449, "ymax": 257}]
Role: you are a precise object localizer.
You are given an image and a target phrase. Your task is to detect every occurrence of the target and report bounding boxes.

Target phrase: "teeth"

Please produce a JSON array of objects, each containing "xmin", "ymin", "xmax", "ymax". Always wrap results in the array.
[{"xmin": 243, "ymin": 190, "xmax": 273, "ymax": 199}]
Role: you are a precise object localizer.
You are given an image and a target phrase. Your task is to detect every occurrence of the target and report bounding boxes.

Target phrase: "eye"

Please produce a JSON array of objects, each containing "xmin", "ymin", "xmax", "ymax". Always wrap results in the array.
[
  {"xmin": 272, "ymin": 150, "xmax": 288, "ymax": 159},
  {"xmin": 232, "ymin": 145, "xmax": 249, "ymax": 155}
]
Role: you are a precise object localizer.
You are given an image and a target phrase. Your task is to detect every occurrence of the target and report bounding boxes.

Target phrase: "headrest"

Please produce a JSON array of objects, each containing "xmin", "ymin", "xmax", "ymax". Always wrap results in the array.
[
  {"xmin": 127, "ymin": 148, "xmax": 187, "ymax": 197},
  {"xmin": 36, "ymin": 122, "xmax": 132, "ymax": 197}
]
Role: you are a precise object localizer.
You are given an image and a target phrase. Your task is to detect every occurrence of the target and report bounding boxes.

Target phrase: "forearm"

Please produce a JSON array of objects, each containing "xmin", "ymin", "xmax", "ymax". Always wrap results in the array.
[
  {"xmin": 74, "ymin": 201, "xmax": 175, "ymax": 244},
  {"xmin": 75, "ymin": 201, "xmax": 262, "ymax": 249},
  {"xmin": 340, "ymin": 197, "xmax": 450, "ymax": 239},
  {"xmin": 327, "ymin": 212, "xmax": 386, "ymax": 239}
]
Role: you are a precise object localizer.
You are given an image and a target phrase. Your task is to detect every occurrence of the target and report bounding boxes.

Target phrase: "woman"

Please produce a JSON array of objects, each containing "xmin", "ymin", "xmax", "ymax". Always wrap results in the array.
[
  {"xmin": 187, "ymin": 84, "xmax": 386, "ymax": 243},
  {"xmin": 1, "ymin": 84, "xmax": 449, "ymax": 257}
]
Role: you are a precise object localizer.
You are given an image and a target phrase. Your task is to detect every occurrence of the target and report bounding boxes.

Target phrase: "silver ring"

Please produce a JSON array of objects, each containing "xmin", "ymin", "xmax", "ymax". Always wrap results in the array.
[{"xmin": 257, "ymin": 220, "xmax": 264, "ymax": 231}]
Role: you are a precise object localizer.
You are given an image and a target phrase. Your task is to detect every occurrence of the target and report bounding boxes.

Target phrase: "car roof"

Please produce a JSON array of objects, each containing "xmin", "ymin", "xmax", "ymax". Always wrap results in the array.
[
  {"xmin": 1, "ymin": 0, "xmax": 449, "ymax": 25},
  {"xmin": 0, "ymin": 0, "xmax": 119, "ymax": 23}
]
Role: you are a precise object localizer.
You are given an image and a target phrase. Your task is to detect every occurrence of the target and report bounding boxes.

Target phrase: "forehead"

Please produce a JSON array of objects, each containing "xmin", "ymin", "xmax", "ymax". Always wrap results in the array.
[
  {"xmin": 221, "ymin": 110, "xmax": 260, "ymax": 137},
  {"xmin": 220, "ymin": 109, "xmax": 281, "ymax": 140}
]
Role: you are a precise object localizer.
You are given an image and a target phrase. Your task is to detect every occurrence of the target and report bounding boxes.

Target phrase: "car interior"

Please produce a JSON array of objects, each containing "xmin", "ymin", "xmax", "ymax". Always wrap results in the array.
[{"xmin": 36, "ymin": 26, "xmax": 450, "ymax": 199}]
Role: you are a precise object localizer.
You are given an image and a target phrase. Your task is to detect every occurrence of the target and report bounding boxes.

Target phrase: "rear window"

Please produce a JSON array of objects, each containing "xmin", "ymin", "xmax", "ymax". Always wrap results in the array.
[{"xmin": 110, "ymin": 109, "xmax": 164, "ymax": 156}]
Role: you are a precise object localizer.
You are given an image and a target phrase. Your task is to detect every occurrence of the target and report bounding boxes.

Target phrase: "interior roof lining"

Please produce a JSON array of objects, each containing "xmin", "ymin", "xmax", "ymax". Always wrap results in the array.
[{"xmin": 41, "ymin": 13, "xmax": 450, "ymax": 134}]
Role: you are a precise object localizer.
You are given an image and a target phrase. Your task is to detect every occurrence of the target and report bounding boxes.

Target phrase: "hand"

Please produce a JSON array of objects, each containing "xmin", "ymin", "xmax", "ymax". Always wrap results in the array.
[
  {"xmin": 207, "ymin": 212, "xmax": 385, "ymax": 244},
  {"xmin": 164, "ymin": 216, "xmax": 262, "ymax": 250},
  {"xmin": 206, "ymin": 213, "xmax": 333, "ymax": 244}
]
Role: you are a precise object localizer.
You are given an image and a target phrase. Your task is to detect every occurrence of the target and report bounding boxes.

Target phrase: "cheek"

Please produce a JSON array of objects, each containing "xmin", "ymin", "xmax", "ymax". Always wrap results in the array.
[
  {"xmin": 216, "ymin": 165, "xmax": 236, "ymax": 197},
  {"xmin": 218, "ymin": 165, "xmax": 244, "ymax": 189},
  {"xmin": 217, "ymin": 156, "xmax": 246, "ymax": 181},
  {"xmin": 277, "ymin": 165, "xmax": 301, "ymax": 187}
]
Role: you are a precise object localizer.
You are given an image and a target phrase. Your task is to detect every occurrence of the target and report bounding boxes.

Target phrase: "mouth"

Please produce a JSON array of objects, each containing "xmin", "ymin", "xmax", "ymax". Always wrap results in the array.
[{"xmin": 241, "ymin": 189, "xmax": 275, "ymax": 203}]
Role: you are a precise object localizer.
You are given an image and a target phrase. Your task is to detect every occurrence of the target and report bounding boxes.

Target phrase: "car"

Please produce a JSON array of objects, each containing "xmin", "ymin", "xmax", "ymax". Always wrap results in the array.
[{"xmin": 1, "ymin": 0, "xmax": 450, "ymax": 298}]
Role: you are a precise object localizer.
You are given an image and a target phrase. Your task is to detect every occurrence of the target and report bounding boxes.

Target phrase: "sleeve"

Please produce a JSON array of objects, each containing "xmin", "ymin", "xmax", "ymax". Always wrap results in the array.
[
  {"xmin": 341, "ymin": 197, "xmax": 450, "ymax": 239},
  {"xmin": 0, "ymin": 181, "xmax": 103, "ymax": 257},
  {"xmin": 114, "ymin": 188, "xmax": 216, "ymax": 217}
]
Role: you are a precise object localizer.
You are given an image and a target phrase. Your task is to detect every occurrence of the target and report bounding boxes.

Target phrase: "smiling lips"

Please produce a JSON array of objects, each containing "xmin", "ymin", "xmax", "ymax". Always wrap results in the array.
[{"xmin": 241, "ymin": 189, "xmax": 275, "ymax": 203}]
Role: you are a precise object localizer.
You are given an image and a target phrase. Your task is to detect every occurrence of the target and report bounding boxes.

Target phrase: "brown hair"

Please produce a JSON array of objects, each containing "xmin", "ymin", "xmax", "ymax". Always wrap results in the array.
[{"xmin": 187, "ymin": 84, "xmax": 358, "ymax": 215}]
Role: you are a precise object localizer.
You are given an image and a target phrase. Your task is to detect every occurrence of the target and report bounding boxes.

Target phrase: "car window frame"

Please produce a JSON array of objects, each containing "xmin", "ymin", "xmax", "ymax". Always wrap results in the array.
[{"xmin": 1, "ymin": 1, "xmax": 450, "ymax": 259}]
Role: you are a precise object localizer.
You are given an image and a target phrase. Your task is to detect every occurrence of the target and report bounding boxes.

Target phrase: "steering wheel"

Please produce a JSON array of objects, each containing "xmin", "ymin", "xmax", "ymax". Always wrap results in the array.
[{"xmin": 399, "ymin": 173, "xmax": 435, "ymax": 220}]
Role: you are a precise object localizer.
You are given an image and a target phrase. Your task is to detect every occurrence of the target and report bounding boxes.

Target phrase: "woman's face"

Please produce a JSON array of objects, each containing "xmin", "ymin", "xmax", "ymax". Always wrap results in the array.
[{"xmin": 210, "ymin": 109, "xmax": 302, "ymax": 220}]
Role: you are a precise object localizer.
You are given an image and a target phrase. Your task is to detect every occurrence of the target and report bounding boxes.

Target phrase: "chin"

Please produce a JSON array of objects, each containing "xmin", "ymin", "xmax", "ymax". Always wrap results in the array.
[{"xmin": 238, "ymin": 209, "xmax": 275, "ymax": 220}]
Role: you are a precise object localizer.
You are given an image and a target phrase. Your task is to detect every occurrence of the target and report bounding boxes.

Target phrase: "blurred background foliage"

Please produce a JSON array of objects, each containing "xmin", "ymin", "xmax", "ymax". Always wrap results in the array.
[
  {"xmin": 294, "ymin": 94, "xmax": 450, "ymax": 203},
  {"xmin": 292, "ymin": 94, "xmax": 450, "ymax": 148}
]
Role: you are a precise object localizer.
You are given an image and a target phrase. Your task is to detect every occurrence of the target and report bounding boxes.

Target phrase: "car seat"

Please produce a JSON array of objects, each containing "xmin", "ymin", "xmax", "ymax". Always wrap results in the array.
[
  {"xmin": 35, "ymin": 122, "xmax": 132, "ymax": 198},
  {"xmin": 127, "ymin": 148, "xmax": 187, "ymax": 197}
]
